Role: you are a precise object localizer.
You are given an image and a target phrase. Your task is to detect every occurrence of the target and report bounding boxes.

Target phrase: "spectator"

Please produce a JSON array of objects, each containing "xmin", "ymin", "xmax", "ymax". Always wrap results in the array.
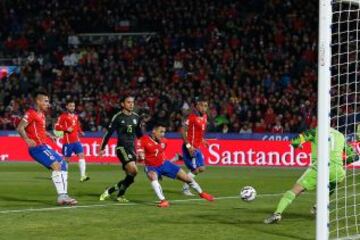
[
  {"xmin": 271, "ymin": 120, "xmax": 284, "ymax": 134},
  {"xmin": 0, "ymin": 0, "xmax": 327, "ymax": 133},
  {"xmin": 240, "ymin": 123, "xmax": 253, "ymax": 134}
]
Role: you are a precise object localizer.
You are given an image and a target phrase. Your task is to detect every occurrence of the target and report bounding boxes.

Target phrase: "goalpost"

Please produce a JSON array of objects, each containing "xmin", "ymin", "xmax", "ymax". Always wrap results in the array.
[{"xmin": 318, "ymin": 0, "xmax": 360, "ymax": 239}]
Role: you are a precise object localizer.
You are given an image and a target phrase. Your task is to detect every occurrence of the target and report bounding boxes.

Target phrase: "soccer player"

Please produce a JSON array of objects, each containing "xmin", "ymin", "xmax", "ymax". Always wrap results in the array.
[
  {"xmin": 55, "ymin": 99, "xmax": 89, "ymax": 182},
  {"xmin": 99, "ymin": 95, "xmax": 142, "ymax": 202},
  {"xmin": 16, "ymin": 90, "xmax": 77, "ymax": 205},
  {"xmin": 181, "ymin": 97, "xmax": 209, "ymax": 196},
  {"xmin": 264, "ymin": 127, "xmax": 359, "ymax": 224},
  {"xmin": 137, "ymin": 123, "xmax": 214, "ymax": 207}
]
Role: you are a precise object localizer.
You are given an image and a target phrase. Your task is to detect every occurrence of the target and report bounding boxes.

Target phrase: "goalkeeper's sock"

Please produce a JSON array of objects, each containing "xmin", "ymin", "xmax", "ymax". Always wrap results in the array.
[{"xmin": 275, "ymin": 190, "xmax": 296, "ymax": 214}]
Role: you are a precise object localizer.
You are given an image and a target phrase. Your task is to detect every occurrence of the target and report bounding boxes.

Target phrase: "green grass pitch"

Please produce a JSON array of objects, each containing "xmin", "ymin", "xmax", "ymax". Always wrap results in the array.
[{"xmin": 0, "ymin": 162, "xmax": 317, "ymax": 240}]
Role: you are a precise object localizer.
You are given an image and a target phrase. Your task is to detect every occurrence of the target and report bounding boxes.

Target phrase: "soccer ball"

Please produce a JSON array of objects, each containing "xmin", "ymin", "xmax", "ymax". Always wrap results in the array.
[{"xmin": 240, "ymin": 186, "xmax": 256, "ymax": 202}]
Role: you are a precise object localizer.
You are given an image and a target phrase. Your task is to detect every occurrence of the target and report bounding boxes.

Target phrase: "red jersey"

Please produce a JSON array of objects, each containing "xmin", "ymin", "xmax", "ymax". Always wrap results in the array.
[
  {"xmin": 23, "ymin": 109, "xmax": 47, "ymax": 146},
  {"xmin": 55, "ymin": 112, "xmax": 82, "ymax": 144},
  {"xmin": 138, "ymin": 135, "xmax": 167, "ymax": 167},
  {"xmin": 185, "ymin": 112, "xmax": 207, "ymax": 148}
]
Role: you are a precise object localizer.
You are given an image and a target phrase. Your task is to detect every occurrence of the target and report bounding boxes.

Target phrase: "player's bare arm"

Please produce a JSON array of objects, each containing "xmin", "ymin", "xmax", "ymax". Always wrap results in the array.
[
  {"xmin": 181, "ymin": 123, "xmax": 195, "ymax": 155},
  {"xmin": 16, "ymin": 119, "xmax": 36, "ymax": 147}
]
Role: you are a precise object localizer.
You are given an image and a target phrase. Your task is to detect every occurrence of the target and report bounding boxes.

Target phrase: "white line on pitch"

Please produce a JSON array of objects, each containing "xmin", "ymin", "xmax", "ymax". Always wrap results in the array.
[
  {"xmin": 0, "ymin": 202, "xmax": 138, "ymax": 214},
  {"xmin": 0, "ymin": 192, "xmax": 308, "ymax": 214}
]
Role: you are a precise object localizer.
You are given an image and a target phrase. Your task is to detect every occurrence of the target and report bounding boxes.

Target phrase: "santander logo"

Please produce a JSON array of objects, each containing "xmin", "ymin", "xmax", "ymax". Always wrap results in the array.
[{"xmin": 207, "ymin": 143, "xmax": 311, "ymax": 167}]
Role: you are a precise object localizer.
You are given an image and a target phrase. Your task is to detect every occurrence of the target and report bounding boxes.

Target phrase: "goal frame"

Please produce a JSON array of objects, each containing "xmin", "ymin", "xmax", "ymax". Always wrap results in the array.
[{"xmin": 317, "ymin": 0, "xmax": 332, "ymax": 239}]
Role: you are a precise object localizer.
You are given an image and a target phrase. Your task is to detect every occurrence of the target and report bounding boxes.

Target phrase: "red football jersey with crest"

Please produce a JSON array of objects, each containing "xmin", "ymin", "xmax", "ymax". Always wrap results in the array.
[
  {"xmin": 23, "ymin": 109, "xmax": 47, "ymax": 146},
  {"xmin": 138, "ymin": 135, "xmax": 167, "ymax": 167},
  {"xmin": 55, "ymin": 112, "xmax": 82, "ymax": 144},
  {"xmin": 185, "ymin": 112, "xmax": 207, "ymax": 148}
]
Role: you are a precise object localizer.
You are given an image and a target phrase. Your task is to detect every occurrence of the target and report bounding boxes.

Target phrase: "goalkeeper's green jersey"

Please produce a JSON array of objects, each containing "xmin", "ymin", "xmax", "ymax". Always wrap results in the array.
[{"xmin": 291, "ymin": 127, "xmax": 356, "ymax": 169}]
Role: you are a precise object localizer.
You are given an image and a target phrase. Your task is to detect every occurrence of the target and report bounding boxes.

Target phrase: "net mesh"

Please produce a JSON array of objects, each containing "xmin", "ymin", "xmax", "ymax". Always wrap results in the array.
[{"xmin": 330, "ymin": 1, "xmax": 360, "ymax": 239}]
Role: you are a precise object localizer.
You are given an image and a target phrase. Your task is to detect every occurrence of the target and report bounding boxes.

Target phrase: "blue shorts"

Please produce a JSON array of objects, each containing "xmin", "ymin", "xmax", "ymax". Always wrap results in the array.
[
  {"xmin": 62, "ymin": 142, "xmax": 84, "ymax": 157},
  {"xmin": 182, "ymin": 144, "xmax": 205, "ymax": 171},
  {"xmin": 145, "ymin": 161, "xmax": 181, "ymax": 179},
  {"xmin": 29, "ymin": 145, "xmax": 67, "ymax": 171}
]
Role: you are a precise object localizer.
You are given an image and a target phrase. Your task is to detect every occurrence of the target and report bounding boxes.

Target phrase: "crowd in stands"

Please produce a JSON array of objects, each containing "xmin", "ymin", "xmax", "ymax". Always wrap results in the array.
[{"xmin": 0, "ymin": 0, "xmax": 320, "ymax": 133}]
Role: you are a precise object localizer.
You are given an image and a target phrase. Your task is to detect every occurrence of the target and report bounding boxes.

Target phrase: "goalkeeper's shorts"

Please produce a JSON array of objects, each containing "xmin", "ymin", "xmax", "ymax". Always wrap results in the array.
[{"xmin": 297, "ymin": 167, "xmax": 345, "ymax": 191}]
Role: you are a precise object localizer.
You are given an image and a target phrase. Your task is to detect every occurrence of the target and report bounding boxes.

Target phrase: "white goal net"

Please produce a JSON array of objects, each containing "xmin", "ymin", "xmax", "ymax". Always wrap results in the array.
[{"xmin": 330, "ymin": 0, "xmax": 360, "ymax": 239}]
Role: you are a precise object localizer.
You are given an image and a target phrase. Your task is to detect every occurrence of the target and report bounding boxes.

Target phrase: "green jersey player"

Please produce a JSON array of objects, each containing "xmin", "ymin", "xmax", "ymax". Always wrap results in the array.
[{"xmin": 264, "ymin": 127, "xmax": 359, "ymax": 224}]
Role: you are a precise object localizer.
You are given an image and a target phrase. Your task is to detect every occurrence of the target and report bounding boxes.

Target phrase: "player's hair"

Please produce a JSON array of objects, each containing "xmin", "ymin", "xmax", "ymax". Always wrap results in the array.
[
  {"xmin": 120, "ymin": 94, "xmax": 134, "ymax": 103},
  {"xmin": 33, "ymin": 88, "xmax": 48, "ymax": 99},
  {"xmin": 66, "ymin": 98, "xmax": 75, "ymax": 105},
  {"xmin": 195, "ymin": 96, "xmax": 207, "ymax": 103},
  {"xmin": 153, "ymin": 122, "xmax": 167, "ymax": 129}
]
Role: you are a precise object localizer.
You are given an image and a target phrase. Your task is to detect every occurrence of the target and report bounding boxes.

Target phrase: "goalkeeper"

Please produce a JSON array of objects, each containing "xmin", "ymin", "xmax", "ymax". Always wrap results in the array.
[{"xmin": 264, "ymin": 127, "xmax": 359, "ymax": 224}]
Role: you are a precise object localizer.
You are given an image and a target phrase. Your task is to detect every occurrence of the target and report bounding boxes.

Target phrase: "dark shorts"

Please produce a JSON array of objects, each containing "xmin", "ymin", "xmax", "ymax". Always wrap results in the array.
[{"xmin": 116, "ymin": 146, "xmax": 136, "ymax": 169}]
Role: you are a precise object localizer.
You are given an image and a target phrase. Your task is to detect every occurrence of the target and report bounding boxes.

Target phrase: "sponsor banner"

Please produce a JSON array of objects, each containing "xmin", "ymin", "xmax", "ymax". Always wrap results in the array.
[
  {"xmin": 0, "ymin": 131, "xmax": 296, "ymax": 140},
  {"xmin": 0, "ymin": 137, "xmax": 120, "ymax": 164},
  {"xmin": 0, "ymin": 136, "xmax": 313, "ymax": 167},
  {"xmin": 2, "ymin": 135, "xmax": 359, "ymax": 167}
]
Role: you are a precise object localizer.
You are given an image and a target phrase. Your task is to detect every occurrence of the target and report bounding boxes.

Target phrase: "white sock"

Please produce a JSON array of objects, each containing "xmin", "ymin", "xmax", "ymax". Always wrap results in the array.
[
  {"xmin": 52, "ymin": 171, "xmax": 67, "ymax": 195},
  {"xmin": 151, "ymin": 180, "xmax": 165, "ymax": 201},
  {"xmin": 189, "ymin": 180, "xmax": 203, "ymax": 194},
  {"xmin": 61, "ymin": 171, "xmax": 68, "ymax": 194},
  {"xmin": 183, "ymin": 172, "xmax": 196, "ymax": 190},
  {"xmin": 79, "ymin": 159, "xmax": 86, "ymax": 177}
]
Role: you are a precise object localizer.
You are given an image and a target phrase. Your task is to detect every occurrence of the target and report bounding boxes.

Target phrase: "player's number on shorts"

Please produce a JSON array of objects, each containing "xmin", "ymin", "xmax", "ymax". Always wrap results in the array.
[{"xmin": 43, "ymin": 149, "xmax": 55, "ymax": 160}]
